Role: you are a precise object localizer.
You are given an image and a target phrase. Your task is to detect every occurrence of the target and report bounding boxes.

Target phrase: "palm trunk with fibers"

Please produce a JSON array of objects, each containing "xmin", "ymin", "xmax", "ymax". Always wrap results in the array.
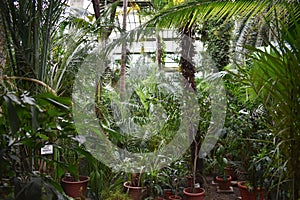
[
  {"xmin": 156, "ymin": 31, "xmax": 163, "ymax": 71},
  {"xmin": 120, "ymin": 0, "xmax": 127, "ymax": 99},
  {"xmin": 0, "ymin": 17, "xmax": 6, "ymax": 72}
]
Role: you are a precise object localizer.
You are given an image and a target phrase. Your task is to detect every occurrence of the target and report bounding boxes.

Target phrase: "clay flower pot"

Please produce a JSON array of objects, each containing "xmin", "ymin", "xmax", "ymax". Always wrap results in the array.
[
  {"xmin": 61, "ymin": 175, "xmax": 90, "ymax": 200},
  {"xmin": 216, "ymin": 175, "xmax": 232, "ymax": 190},
  {"xmin": 183, "ymin": 187, "xmax": 205, "ymax": 200},
  {"xmin": 238, "ymin": 181, "xmax": 265, "ymax": 200},
  {"xmin": 123, "ymin": 181, "xmax": 146, "ymax": 200}
]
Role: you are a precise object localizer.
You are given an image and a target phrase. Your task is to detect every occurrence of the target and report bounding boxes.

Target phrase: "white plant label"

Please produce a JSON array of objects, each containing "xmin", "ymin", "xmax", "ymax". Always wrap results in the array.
[{"xmin": 41, "ymin": 144, "xmax": 53, "ymax": 155}]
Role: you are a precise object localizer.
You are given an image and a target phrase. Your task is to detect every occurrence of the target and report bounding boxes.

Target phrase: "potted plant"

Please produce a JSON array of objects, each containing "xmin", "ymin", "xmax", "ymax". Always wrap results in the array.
[
  {"xmin": 236, "ymin": 145, "xmax": 270, "ymax": 200},
  {"xmin": 183, "ymin": 136, "xmax": 205, "ymax": 200},
  {"xmin": 221, "ymin": 128, "xmax": 240, "ymax": 181},
  {"xmin": 154, "ymin": 160, "xmax": 188, "ymax": 200},
  {"xmin": 157, "ymin": 166, "xmax": 175, "ymax": 200},
  {"xmin": 214, "ymin": 143, "xmax": 232, "ymax": 191},
  {"xmin": 231, "ymin": 112, "xmax": 270, "ymax": 200},
  {"xmin": 61, "ymin": 172, "xmax": 90, "ymax": 200},
  {"xmin": 144, "ymin": 170, "xmax": 164, "ymax": 200},
  {"xmin": 168, "ymin": 174, "xmax": 182, "ymax": 200},
  {"xmin": 238, "ymin": 155, "xmax": 267, "ymax": 200},
  {"xmin": 238, "ymin": 181, "xmax": 265, "ymax": 200},
  {"xmin": 60, "ymin": 144, "xmax": 90, "ymax": 200},
  {"xmin": 124, "ymin": 172, "xmax": 147, "ymax": 200}
]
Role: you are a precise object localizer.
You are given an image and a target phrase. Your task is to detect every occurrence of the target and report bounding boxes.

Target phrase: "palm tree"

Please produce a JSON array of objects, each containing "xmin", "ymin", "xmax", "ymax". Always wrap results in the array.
[
  {"xmin": 0, "ymin": 0, "xmax": 67, "ymax": 92},
  {"xmin": 141, "ymin": 0, "xmax": 299, "ymax": 197},
  {"xmin": 1, "ymin": 0, "xmax": 100, "ymax": 94},
  {"xmin": 235, "ymin": 6, "xmax": 300, "ymax": 198},
  {"xmin": 92, "ymin": 0, "xmax": 118, "ymax": 41}
]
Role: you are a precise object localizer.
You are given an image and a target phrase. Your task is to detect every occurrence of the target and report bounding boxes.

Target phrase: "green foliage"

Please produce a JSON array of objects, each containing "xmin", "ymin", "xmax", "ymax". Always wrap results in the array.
[
  {"xmin": 148, "ymin": 0, "xmax": 282, "ymax": 30},
  {"xmin": 226, "ymin": 3, "xmax": 300, "ymax": 198},
  {"xmin": 247, "ymin": 7, "xmax": 300, "ymax": 198},
  {"xmin": 76, "ymin": 146, "xmax": 124, "ymax": 200},
  {"xmin": 195, "ymin": 77, "xmax": 212, "ymax": 136},
  {"xmin": 159, "ymin": 159, "xmax": 189, "ymax": 197},
  {"xmin": 0, "ymin": 0, "xmax": 102, "ymax": 96},
  {"xmin": 213, "ymin": 143, "xmax": 228, "ymax": 177},
  {"xmin": 198, "ymin": 18, "xmax": 233, "ymax": 70},
  {"xmin": 0, "ymin": 0, "xmax": 67, "ymax": 87},
  {"xmin": 104, "ymin": 190, "xmax": 131, "ymax": 200},
  {"xmin": 144, "ymin": 170, "xmax": 163, "ymax": 198},
  {"xmin": 98, "ymin": 63, "xmax": 182, "ymax": 154},
  {"xmin": 0, "ymin": 85, "xmax": 75, "ymax": 198}
]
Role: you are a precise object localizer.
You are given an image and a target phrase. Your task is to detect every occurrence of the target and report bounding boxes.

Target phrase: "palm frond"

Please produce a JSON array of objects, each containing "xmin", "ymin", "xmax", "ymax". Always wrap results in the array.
[
  {"xmin": 149, "ymin": 0, "xmax": 277, "ymax": 28},
  {"xmin": 0, "ymin": 0, "xmax": 67, "ymax": 91},
  {"xmin": 242, "ymin": 3, "xmax": 300, "ymax": 197}
]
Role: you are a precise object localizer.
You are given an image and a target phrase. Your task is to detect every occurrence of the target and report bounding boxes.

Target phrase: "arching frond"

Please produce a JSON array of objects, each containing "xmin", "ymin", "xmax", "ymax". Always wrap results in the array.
[{"xmin": 149, "ymin": 0, "xmax": 278, "ymax": 29}]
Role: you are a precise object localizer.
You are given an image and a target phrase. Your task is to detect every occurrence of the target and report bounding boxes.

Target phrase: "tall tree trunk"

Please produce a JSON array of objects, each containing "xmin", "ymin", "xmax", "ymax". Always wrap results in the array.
[
  {"xmin": 92, "ymin": 0, "xmax": 101, "ymax": 20},
  {"xmin": 156, "ymin": 31, "xmax": 162, "ymax": 71},
  {"xmin": 179, "ymin": 19, "xmax": 204, "ymax": 186},
  {"xmin": 120, "ymin": 0, "xmax": 127, "ymax": 99},
  {"xmin": 0, "ymin": 16, "xmax": 6, "ymax": 72}
]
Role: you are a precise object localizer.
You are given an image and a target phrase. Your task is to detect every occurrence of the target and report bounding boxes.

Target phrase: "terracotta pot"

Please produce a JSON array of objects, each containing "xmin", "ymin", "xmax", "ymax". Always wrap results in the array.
[
  {"xmin": 216, "ymin": 175, "xmax": 232, "ymax": 190},
  {"xmin": 168, "ymin": 195, "xmax": 182, "ymax": 200},
  {"xmin": 123, "ymin": 181, "xmax": 146, "ymax": 200},
  {"xmin": 238, "ymin": 181, "xmax": 265, "ymax": 200},
  {"xmin": 183, "ymin": 187, "xmax": 205, "ymax": 200},
  {"xmin": 61, "ymin": 175, "xmax": 90, "ymax": 200}
]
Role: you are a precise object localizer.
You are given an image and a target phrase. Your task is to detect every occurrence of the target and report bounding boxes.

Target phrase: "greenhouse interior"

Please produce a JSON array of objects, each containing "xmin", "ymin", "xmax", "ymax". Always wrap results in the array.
[{"xmin": 0, "ymin": 0, "xmax": 300, "ymax": 199}]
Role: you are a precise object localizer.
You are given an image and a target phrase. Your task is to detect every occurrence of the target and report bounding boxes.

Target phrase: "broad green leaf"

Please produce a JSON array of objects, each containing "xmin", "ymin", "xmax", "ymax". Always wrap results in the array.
[
  {"xmin": 37, "ymin": 133, "xmax": 49, "ymax": 140},
  {"xmin": 3, "ymin": 96, "xmax": 20, "ymax": 134}
]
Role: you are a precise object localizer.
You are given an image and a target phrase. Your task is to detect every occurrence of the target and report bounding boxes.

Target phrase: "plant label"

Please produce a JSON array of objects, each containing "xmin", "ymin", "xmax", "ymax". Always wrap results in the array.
[{"xmin": 41, "ymin": 144, "xmax": 53, "ymax": 155}]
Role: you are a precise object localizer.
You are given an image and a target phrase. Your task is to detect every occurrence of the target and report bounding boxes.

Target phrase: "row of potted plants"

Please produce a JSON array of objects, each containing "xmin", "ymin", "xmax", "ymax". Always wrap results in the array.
[
  {"xmin": 59, "ymin": 67, "xmax": 271, "ymax": 200},
  {"xmin": 208, "ymin": 90, "xmax": 272, "ymax": 200},
  {"xmin": 123, "ymin": 172, "xmax": 205, "ymax": 200}
]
